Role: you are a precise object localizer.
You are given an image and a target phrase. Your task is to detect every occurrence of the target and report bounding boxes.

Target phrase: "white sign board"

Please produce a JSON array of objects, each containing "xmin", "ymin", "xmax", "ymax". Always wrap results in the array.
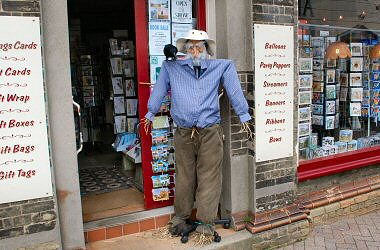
[
  {"xmin": 171, "ymin": 0, "xmax": 192, "ymax": 23},
  {"xmin": 149, "ymin": 22, "xmax": 171, "ymax": 56},
  {"xmin": 254, "ymin": 24, "xmax": 294, "ymax": 162},
  {"xmin": 0, "ymin": 16, "xmax": 53, "ymax": 203}
]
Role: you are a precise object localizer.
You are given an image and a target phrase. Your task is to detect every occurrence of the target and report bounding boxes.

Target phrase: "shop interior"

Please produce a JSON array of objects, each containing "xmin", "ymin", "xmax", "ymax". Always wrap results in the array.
[
  {"xmin": 67, "ymin": 0, "xmax": 144, "ymax": 222},
  {"xmin": 298, "ymin": 0, "xmax": 380, "ymax": 161}
]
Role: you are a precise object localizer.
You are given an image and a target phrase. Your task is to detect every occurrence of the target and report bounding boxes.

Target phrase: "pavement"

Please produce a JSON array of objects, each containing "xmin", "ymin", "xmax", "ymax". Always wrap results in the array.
[
  {"xmin": 279, "ymin": 209, "xmax": 380, "ymax": 250},
  {"xmin": 86, "ymin": 209, "xmax": 380, "ymax": 250}
]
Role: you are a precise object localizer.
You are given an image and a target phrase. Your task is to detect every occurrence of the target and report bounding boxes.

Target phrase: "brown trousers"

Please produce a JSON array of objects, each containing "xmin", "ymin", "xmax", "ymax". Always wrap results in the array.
[{"xmin": 173, "ymin": 124, "xmax": 223, "ymax": 224}]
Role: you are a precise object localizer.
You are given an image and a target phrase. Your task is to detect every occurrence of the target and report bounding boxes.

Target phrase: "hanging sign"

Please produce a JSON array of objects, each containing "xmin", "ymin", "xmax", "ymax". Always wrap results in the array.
[
  {"xmin": 149, "ymin": 21, "xmax": 171, "ymax": 56},
  {"xmin": 0, "ymin": 16, "xmax": 53, "ymax": 203},
  {"xmin": 254, "ymin": 24, "xmax": 294, "ymax": 162},
  {"xmin": 171, "ymin": 0, "xmax": 192, "ymax": 23}
]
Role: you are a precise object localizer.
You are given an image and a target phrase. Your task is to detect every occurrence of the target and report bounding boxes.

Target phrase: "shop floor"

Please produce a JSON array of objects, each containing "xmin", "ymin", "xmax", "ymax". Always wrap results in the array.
[{"xmin": 82, "ymin": 187, "xmax": 145, "ymax": 222}]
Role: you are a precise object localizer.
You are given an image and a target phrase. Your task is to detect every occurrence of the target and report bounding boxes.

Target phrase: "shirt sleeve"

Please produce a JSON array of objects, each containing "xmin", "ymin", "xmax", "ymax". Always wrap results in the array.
[
  {"xmin": 144, "ymin": 62, "xmax": 170, "ymax": 121},
  {"xmin": 221, "ymin": 61, "xmax": 251, "ymax": 123}
]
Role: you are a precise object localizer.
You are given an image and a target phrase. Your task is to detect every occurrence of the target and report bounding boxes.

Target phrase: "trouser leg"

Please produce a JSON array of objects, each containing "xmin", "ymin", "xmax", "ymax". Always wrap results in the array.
[
  {"xmin": 195, "ymin": 125, "xmax": 223, "ymax": 225},
  {"xmin": 173, "ymin": 128, "xmax": 197, "ymax": 220}
]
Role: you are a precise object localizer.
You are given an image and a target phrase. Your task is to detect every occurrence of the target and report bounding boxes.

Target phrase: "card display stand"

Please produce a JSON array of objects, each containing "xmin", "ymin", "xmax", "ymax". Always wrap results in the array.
[
  {"xmin": 109, "ymin": 38, "xmax": 139, "ymax": 151},
  {"xmin": 298, "ymin": 29, "xmax": 380, "ymax": 161}
]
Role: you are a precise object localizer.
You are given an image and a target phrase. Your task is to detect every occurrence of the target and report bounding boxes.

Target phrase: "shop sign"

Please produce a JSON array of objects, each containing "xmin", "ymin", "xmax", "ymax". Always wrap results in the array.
[
  {"xmin": 254, "ymin": 24, "xmax": 294, "ymax": 162},
  {"xmin": 149, "ymin": 21, "xmax": 171, "ymax": 56},
  {"xmin": 171, "ymin": 0, "xmax": 192, "ymax": 24},
  {"xmin": 0, "ymin": 16, "xmax": 53, "ymax": 203}
]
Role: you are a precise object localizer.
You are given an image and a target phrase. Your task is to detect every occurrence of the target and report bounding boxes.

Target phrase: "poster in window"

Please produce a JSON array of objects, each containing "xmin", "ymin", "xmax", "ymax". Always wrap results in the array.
[
  {"xmin": 114, "ymin": 116, "xmax": 127, "ymax": 134},
  {"xmin": 340, "ymin": 73, "xmax": 348, "ymax": 87},
  {"xmin": 326, "ymin": 69, "xmax": 335, "ymax": 83},
  {"xmin": 313, "ymin": 71, "xmax": 324, "ymax": 82},
  {"xmin": 312, "ymin": 92, "xmax": 324, "ymax": 104},
  {"xmin": 312, "ymin": 104, "xmax": 324, "ymax": 115},
  {"xmin": 312, "ymin": 115, "xmax": 324, "ymax": 126},
  {"xmin": 172, "ymin": 23, "xmax": 193, "ymax": 46},
  {"xmin": 110, "ymin": 57, "xmax": 123, "ymax": 75},
  {"xmin": 112, "ymin": 77, "xmax": 124, "ymax": 95},
  {"xmin": 299, "ymin": 91, "xmax": 311, "ymax": 105},
  {"xmin": 126, "ymin": 99, "xmax": 138, "ymax": 116},
  {"xmin": 350, "ymin": 57, "xmax": 363, "ymax": 72},
  {"xmin": 350, "ymin": 102, "xmax": 362, "ymax": 116},
  {"xmin": 125, "ymin": 79, "xmax": 136, "ymax": 97},
  {"xmin": 171, "ymin": 0, "xmax": 192, "ymax": 23},
  {"xmin": 313, "ymin": 59, "xmax": 324, "ymax": 70},
  {"xmin": 350, "ymin": 43, "xmax": 362, "ymax": 57},
  {"xmin": 350, "ymin": 73, "xmax": 362, "ymax": 87},
  {"xmin": 299, "ymin": 58, "xmax": 313, "ymax": 73},
  {"xmin": 123, "ymin": 60, "xmax": 135, "ymax": 77},
  {"xmin": 299, "ymin": 107, "xmax": 311, "ymax": 121},
  {"xmin": 325, "ymin": 100, "xmax": 336, "ymax": 114},
  {"xmin": 313, "ymin": 81, "xmax": 324, "ymax": 92},
  {"xmin": 114, "ymin": 96, "xmax": 125, "ymax": 114},
  {"xmin": 149, "ymin": 0, "xmax": 170, "ymax": 21},
  {"xmin": 150, "ymin": 56, "xmax": 166, "ymax": 85},
  {"xmin": 325, "ymin": 85, "xmax": 336, "ymax": 99},
  {"xmin": 325, "ymin": 116, "xmax": 335, "ymax": 130},
  {"xmin": 298, "ymin": 122, "xmax": 310, "ymax": 137},
  {"xmin": 350, "ymin": 88, "xmax": 363, "ymax": 102},
  {"xmin": 149, "ymin": 21, "xmax": 171, "ymax": 55},
  {"xmin": 127, "ymin": 118, "xmax": 139, "ymax": 132},
  {"xmin": 299, "ymin": 74, "xmax": 313, "ymax": 89},
  {"xmin": 299, "ymin": 136, "xmax": 309, "ymax": 149}
]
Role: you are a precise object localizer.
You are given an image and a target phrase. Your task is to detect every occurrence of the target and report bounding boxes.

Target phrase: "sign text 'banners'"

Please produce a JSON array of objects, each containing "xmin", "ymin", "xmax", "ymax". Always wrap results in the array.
[
  {"xmin": 254, "ymin": 24, "xmax": 294, "ymax": 162},
  {"xmin": 0, "ymin": 16, "xmax": 53, "ymax": 203}
]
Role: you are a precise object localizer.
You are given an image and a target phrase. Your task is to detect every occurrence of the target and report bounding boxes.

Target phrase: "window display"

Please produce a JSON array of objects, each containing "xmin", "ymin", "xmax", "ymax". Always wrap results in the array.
[{"xmin": 298, "ymin": 26, "xmax": 380, "ymax": 161}]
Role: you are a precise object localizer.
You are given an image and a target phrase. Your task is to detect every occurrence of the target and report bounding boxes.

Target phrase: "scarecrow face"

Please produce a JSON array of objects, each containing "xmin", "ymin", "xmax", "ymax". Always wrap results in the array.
[{"xmin": 186, "ymin": 40, "xmax": 206, "ymax": 59}]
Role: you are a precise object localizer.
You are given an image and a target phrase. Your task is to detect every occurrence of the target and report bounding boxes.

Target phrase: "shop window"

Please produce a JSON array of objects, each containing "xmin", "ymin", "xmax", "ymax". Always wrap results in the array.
[{"xmin": 297, "ymin": 23, "xmax": 380, "ymax": 172}]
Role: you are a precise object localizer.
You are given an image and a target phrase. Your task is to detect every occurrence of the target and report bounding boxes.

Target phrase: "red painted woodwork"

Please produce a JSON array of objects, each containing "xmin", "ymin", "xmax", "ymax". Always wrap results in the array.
[
  {"xmin": 135, "ymin": 0, "xmax": 207, "ymax": 210},
  {"xmin": 197, "ymin": 0, "xmax": 206, "ymax": 31},
  {"xmin": 298, "ymin": 145, "xmax": 380, "ymax": 182}
]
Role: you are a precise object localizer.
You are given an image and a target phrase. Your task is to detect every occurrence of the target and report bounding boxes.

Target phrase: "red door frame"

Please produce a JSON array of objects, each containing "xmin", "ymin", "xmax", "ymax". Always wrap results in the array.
[{"xmin": 134, "ymin": 0, "xmax": 206, "ymax": 210}]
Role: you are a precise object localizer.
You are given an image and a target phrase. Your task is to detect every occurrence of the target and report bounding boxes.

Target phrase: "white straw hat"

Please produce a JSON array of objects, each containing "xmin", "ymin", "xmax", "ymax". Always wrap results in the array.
[{"xmin": 176, "ymin": 29, "xmax": 216, "ymax": 56}]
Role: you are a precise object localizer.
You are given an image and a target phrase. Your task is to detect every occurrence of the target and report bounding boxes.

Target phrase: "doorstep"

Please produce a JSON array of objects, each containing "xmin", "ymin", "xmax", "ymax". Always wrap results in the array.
[
  {"xmin": 84, "ymin": 206, "xmax": 174, "ymax": 243},
  {"xmin": 86, "ymin": 226, "xmax": 248, "ymax": 250}
]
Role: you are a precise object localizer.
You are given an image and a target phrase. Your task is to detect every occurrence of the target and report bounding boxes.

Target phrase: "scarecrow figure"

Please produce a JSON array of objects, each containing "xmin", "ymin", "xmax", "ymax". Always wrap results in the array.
[{"xmin": 143, "ymin": 29, "xmax": 252, "ymax": 238}]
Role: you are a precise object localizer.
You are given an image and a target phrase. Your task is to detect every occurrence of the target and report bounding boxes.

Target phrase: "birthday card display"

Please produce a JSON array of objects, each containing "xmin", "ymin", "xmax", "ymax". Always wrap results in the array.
[
  {"xmin": 298, "ymin": 32, "xmax": 380, "ymax": 161},
  {"xmin": 109, "ymin": 38, "xmax": 138, "ymax": 151}
]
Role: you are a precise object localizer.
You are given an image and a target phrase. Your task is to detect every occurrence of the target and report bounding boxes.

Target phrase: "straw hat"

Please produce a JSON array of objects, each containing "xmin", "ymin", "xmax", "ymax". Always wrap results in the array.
[{"xmin": 176, "ymin": 29, "xmax": 216, "ymax": 56}]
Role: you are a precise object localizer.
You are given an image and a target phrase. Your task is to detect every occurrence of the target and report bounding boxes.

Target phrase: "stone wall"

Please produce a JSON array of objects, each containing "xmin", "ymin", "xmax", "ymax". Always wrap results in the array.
[
  {"xmin": 0, "ymin": 197, "xmax": 56, "ymax": 240},
  {"xmin": 229, "ymin": 71, "xmax": 254, "ymax": 156},
  {"xmin": 0, "ymin": 0, "xmax": 58, "ymax": 243}
]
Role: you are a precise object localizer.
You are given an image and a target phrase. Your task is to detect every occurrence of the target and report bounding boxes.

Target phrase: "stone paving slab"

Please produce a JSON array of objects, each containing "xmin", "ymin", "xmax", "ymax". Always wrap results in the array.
[{"xmin": 278, "ymin": 210, "xmax": 380, "ymax": 250}]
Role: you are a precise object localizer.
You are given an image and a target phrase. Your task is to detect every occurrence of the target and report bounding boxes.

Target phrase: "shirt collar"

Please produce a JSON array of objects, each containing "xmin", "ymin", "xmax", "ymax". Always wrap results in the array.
[{"xmin": 178, "ymin": 58, "xmax": 208, "ymax": 70}]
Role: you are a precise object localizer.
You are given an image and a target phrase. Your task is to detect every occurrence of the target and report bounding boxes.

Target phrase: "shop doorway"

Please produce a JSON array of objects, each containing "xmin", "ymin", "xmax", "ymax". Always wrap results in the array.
[{"xmin": 67, "ymin": 0, "xmax": 144, "ymax": 222}]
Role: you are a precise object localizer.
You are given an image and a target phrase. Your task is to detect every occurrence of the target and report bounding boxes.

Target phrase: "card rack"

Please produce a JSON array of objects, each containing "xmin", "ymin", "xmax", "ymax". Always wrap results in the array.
[{"xmin": 109, "ymin": 38, "xmax": 139, "ymax": 151}]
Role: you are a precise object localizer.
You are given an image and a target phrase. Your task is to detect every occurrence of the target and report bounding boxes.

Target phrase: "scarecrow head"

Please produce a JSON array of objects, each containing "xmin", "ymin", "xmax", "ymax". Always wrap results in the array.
[{"xmin": 176, "ymin": 29, "xmax": 216, "ymax": 66}]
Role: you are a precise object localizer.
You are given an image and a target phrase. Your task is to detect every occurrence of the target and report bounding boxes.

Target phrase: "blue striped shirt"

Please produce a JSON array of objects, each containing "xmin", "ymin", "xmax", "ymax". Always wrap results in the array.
[{"xmin": 145, "ymin": 58, "xmax": 251, "ymax": 128}]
